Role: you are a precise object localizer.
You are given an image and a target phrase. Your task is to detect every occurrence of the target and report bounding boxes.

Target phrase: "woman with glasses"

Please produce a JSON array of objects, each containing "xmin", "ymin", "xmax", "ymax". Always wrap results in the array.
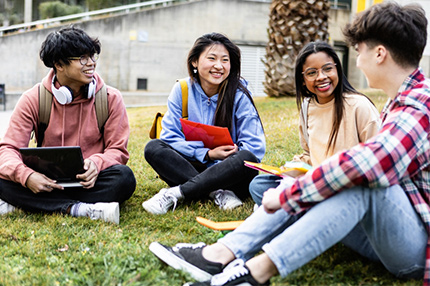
[
  {"xmin": 0, "ymin": 26, "xmax": 136, "ymax": 224},
  {"xmin": 249, "ymin": 41, "xmax": 380, "ymax": 205}
]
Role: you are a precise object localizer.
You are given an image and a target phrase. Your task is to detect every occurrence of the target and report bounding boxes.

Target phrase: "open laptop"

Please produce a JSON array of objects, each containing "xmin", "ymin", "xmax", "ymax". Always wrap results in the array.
[{"xmin": 19, "ymin": 146, "xmax": 85, "ymax": 188}]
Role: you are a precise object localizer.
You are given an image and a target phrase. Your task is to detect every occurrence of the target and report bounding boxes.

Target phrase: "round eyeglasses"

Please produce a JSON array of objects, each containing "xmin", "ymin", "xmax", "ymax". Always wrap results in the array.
[
  {"xmin": 302, "ymin": 63, "xmax": 337, "ymax": 81},
  {"xmin": 68, "ymin": 54, "xmax": 99, "ymax": 65}
]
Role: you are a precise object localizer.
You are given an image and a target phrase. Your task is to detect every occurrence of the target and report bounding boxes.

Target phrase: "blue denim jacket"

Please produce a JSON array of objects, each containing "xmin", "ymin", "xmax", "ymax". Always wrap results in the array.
[{"xmin": 160, "ymin": 77, "xmax": 265, "ymax": 165}]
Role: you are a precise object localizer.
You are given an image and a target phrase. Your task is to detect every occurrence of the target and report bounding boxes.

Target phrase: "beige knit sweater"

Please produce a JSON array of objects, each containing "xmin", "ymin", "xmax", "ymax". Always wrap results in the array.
[{"xmin": 293, "ymin": 93, "xmax": 381, "ymax": 166}]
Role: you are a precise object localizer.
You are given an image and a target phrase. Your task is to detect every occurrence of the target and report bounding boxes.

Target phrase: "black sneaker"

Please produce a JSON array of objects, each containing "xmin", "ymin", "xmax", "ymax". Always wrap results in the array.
[
  {"xmin": 183, "ymin": 259, "xmax": 270, "ymax": 286},
  {"xmin": 149, "ymin": 242, "xmax": 224, "ymax": 281}
]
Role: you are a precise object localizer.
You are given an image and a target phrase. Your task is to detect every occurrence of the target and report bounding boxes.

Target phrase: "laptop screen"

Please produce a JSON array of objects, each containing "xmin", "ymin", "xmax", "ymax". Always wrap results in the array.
[{"xmin": 19, "ymin": 146, "xmax": 85, "ymax": 187}]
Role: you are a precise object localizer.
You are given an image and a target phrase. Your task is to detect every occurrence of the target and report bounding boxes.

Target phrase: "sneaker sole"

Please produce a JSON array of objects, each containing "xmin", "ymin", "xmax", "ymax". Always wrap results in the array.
[
  {"xmin": 0, "ymin": 204, "xmax": 16, "ymax": 215},
  {"xmin": 183, "ymin": 281, "xmax": 253, "ymax": 286},
  {"xmin": 222, "ymin": 201, "xmax": 243, "ymax": 210},
  {"xmin": 97, "ymin": 202, "xmax": 120, "ymax": 224},
  {"xmin": 110, "ymin": 203, "xmax": 120, "ymax": 224},
  {"xmin": 149, "ymin": 242, "xmax": 212, "ymax": 282}
]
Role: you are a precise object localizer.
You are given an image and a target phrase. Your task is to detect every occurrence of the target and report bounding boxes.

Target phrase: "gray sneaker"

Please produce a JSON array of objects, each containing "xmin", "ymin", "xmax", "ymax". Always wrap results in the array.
[
  {"xmin": 0, "ymin": 199, "xmax": 16, "ymax": 215},
  {"xmin": 209, "ymin": 190, "xmax": 242, "ymax": 210},
  {"xmin": 142, "ymin": 188, "xmax": 178, "ymax": 215},
  {"xmin": 87, "ymin": 202, "xmax": 119, "ymax": 224}
]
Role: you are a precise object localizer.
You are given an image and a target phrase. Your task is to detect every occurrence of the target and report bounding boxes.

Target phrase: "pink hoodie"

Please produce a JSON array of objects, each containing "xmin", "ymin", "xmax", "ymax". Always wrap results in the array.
[{"xmin": 0, "ymin": 69, "xmax": 130, "ymax": 187}]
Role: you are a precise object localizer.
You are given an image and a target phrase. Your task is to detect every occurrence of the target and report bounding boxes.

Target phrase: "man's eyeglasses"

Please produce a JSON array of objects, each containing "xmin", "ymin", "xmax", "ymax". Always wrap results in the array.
[
  {"xmin": 68, "ymin": 54, "xmax": 99, "ymax": 65},
  {"xmin": 302, "ymin": 63, "xmax": 337, "ymax": 81}
]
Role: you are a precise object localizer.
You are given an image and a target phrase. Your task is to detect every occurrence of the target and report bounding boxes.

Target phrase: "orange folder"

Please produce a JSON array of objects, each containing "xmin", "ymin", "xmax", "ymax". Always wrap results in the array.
[
  {"xmin": 196, "ymin": 216, "xmax": 244, "ymax": 231},
  {"xmin": 180, "ymin": 118, "xmax": 234, "ymax": 149},
  {"xmin": 244, "ymin": 160, "xmax": 312, "ymax": 178}
]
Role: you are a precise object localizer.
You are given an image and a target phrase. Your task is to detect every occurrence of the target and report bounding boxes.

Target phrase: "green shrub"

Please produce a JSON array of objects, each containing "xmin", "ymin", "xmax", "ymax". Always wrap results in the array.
[{"xmin": 39, "ymin": 1, "xmax": 83, "ymax": 19}]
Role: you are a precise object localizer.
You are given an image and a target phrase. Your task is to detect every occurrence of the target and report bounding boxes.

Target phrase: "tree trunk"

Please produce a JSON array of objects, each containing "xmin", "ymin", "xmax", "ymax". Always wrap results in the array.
[{"xmin": 263, "ymin": 0, "xmax": 330, "ymax": 97}]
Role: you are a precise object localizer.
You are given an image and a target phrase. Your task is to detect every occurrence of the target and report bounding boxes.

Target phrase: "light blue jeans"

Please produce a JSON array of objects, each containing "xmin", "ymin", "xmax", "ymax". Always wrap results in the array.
[
  {"xmin": 219, "ymin": 184, "xmax": 427, "ymax": 279},
  {"xmin": 249, "ymin": 174, "xmax": 285, "ymax": 205}
]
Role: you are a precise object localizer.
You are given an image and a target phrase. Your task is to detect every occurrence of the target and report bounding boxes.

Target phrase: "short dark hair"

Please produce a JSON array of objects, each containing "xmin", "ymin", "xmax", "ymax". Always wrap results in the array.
[
  {"xmin": 343, "ymin": 1, "xmax": 427, "ymax": 68},
  {"xmin": 39, "ymin": 26, "xmax": 101, "ymax": 72}
]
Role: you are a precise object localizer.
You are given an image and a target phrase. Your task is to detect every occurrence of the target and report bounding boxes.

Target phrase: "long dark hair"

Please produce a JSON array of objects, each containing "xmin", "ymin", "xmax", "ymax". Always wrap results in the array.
[
  {"xmin": 187, "ymin": 32, "xmax": 261, "ymax": 132},
  {"xmin": 295, "ymin": 41, "xmax": 371, "ymax": 155}
]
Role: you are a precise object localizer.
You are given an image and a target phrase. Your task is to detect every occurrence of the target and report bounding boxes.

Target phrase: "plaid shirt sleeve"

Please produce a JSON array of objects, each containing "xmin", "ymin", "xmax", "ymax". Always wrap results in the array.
[{"xmin": 280, "ymin": 100, "xmax": 430, "ymax": 215}]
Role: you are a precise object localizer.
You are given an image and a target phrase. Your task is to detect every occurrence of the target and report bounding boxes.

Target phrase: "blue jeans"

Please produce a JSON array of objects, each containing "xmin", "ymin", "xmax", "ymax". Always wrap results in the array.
[
  {"xmin": 144, "ymin": 139, "xmax": 259, "ymax": 200},
  {"xmin": 0, "ymin": 165, "xmax": 136, "ymax": 214},
  {"xmin": 249, "ymin": 174, "xmax": 291, "ymax": 205},
  {"xmin": 219, "ymin": 185, "xmax": 427, "ymax": 279}
]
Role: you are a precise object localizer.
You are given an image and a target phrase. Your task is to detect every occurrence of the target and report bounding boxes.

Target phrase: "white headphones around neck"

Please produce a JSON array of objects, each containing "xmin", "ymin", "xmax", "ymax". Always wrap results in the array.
[{"xmin": 51, "ymin": 76, "xmax": 96, "ymax": 105}]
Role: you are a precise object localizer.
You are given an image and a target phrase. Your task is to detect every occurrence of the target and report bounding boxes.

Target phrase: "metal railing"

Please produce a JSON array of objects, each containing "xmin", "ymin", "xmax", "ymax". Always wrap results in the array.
[{"xmin": 0, "ymin": 0, "xmax": 189, "ymax": 36}]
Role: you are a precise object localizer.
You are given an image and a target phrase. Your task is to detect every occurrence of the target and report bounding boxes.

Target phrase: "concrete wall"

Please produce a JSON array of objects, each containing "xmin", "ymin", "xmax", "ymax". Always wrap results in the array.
[
  {"xmin": 4, "ymin": 0, "xmax": 413, "ymax": 110},
  {"xmin": 0, "ymin": 0, "xmax": 271, "ymax": 95}
]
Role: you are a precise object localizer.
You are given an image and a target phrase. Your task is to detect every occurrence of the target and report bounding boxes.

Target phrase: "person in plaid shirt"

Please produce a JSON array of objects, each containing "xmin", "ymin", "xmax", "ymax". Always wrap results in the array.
[{"xmin": 148, "ymin": 2, "xmax": 429, "ymax": 285}]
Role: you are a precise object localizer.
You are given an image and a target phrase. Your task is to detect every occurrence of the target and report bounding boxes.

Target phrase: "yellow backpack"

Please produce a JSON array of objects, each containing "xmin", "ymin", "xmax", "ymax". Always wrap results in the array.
[{"xmin": 149, "ymin": 79, "xmax": 188, "ymax": 139}]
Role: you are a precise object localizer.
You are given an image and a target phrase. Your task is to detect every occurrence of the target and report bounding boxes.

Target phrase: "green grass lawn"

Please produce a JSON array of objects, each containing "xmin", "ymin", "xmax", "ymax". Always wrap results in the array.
[{"xmin": 0, "ymin": 91, "xmax": 422, "ymax": 286}]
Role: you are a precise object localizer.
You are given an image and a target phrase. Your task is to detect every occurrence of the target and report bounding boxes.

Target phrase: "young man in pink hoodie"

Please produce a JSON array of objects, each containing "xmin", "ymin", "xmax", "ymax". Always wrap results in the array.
[{"xmin": 0, "ymin": 26, "xmax": 136, "ymax": 224}]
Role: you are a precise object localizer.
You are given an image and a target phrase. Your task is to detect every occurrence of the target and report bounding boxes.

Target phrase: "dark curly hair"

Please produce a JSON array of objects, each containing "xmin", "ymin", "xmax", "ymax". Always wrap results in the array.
[{"xmin": 39, "ymin": 25, "xmax": 101, "ymax": 72}]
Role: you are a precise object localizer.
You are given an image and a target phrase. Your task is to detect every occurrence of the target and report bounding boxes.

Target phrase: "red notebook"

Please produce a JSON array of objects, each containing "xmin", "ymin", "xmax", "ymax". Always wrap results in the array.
[{"xmin": 180, "ymin": 118, "xmax": 234, "ymax": 149}]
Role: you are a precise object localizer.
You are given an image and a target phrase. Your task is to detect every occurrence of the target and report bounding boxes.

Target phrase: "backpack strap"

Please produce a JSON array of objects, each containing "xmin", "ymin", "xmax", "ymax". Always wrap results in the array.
[
  {"xmin": 37, "ymin": 83, "xmax": 52, "ymax": 147},
  {"xmin": 94, "ymin": 84, "xmax": 109, "ymax": 132},
  {"xmin": 177, "ymin": 79, "xmax": 188, "ymax": 119},
  {"xmin": 300, "ymin": 98, "xmax": 310, "ymax": 147},
  {"xmin": 37, "ymin": 83, "xmax": 109, "ymax": 146}
]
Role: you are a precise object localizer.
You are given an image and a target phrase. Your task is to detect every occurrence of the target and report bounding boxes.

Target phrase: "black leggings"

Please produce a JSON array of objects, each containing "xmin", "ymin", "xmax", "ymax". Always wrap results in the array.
[{"xmin": 144, "ymin": 139, "xmax": 259, "ymax": 201}]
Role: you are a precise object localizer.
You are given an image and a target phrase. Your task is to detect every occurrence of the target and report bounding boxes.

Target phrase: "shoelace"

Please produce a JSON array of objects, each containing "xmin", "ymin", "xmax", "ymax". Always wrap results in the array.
[
  {"xmin": 173, "ymin": 242, "xmax": 206, "ymax": 252},
  {"xmin": 158, "ymin": 191, "xmax": 178, "ymax": 212},
  {"xmin": 88, "ymin": 208, "xmax": 102, "ymax": 220},
  {"xmin": 213, "ymin": 191, "xmax": 226, "ymax": 207},
  {"xmin": 211, "ymin": 259, "xmax": 248, "ymax": 285}
]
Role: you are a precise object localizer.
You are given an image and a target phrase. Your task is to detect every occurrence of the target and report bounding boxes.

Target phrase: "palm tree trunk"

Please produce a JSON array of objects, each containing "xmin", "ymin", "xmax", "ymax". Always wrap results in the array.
[{"xmin": 263, "ymin": 0, "xmax": 330, "ymax": 97}]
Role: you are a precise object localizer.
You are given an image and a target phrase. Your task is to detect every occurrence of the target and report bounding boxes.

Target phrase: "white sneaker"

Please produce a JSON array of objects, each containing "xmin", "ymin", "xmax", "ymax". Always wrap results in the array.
[
  {"xmin": 142, "ymin": 188, "xmax": 178, "ymax": 215},
  {"xmin": 87, "ymin": 202, "xmax": 119, "ymax": 224},
  {"xmin": 0, "ymin": 199, "xmax": 16, "ymax": 215},
  {"xmin": 209, "ymin": 190, "xmax": 243, "ymax": 210}
]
